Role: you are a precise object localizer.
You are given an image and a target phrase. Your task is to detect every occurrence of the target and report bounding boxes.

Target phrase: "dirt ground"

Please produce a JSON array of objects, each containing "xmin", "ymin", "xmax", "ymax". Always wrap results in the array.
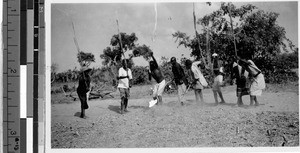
[{"xmin": 51, "ymin": 82, "xmax": 299, "ymax": 148}]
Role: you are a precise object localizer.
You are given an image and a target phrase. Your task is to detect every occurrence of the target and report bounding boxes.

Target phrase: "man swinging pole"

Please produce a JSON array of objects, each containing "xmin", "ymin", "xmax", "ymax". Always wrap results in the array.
[
  {"xmin": 71, "ymin": 20, "xmax": 93, "ymax": 118},
  {"xmin": 148, "ymin": 5, "xmax": 167, "ymax": 107},
  {"xmin": 148, "ymin": 52, "xmax": 166, "ymax": 106},
  {"xmin": 77, "ymin": 66, "xmax": 92, "ymax": 118}
]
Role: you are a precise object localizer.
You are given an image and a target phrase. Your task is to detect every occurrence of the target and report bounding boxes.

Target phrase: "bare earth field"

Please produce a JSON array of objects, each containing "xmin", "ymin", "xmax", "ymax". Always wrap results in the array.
[{"xmin": 51, "ymin": 83, "xmax": 299, "ymax": 148}]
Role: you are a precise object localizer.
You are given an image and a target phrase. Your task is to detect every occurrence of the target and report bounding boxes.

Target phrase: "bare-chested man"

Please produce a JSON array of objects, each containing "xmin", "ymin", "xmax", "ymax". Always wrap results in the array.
[{"xmin": 148, "ymin": 52, "xmax": 166, "ymax": 105}]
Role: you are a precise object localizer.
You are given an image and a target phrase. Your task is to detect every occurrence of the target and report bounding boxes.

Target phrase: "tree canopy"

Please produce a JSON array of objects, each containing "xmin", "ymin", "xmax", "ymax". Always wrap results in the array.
[
  {"xmin": 173, "ymin": 2, "xmax": 297, "ymax": 66},
  {"xmin": 100, "ymin": 32, "xmax": 153, "ymax": 67},
  {"xmin": 77, "ymin": 51, "xmax": 95, "ymax": 67}
]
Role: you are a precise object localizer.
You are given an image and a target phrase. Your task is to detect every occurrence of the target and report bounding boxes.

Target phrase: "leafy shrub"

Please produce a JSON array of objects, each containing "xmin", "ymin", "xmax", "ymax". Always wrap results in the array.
[
  {"xmin": 257, "ymin": 51, "xmax": 298, "ymax": 84},
  {"xmin": 62, "ymin": 84, "xmax": 75, "ymax": 92},
  {"xmin": 131, "ymin": 66, "xmax": 150, "ymax": 85}
]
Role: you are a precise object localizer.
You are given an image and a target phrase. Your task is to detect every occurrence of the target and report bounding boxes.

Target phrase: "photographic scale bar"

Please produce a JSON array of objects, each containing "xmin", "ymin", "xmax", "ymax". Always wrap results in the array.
[{"xmin": 2, "ymin": 0, "xmax": 45, "ymax": 153}]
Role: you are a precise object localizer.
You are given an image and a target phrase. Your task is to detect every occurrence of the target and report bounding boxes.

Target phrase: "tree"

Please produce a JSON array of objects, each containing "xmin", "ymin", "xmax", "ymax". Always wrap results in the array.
[
  {"xmin": 100, "ymin": 32, "xmax": 152, "ymax": 87},
  {"xmin": 77, "ymin": 51, "xmax": 95, "ymax": 67},
  {"xmin": 173, "ymin": 2, "xmax": 297, "ymax": 82},
  {"xmin": 132, "ymin": 44, "xmax": 153, "ymax": 61},
  {"xmin": 100, "ymin": 32, "xmax": 138, "ymax": 66}
]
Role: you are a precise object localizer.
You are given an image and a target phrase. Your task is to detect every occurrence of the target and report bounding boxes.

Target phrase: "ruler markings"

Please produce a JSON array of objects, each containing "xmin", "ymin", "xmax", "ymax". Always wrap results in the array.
[
  {"xmin": 5, "ymin": 0, "xmax": 21, "ymax": 152},
  {"xmin": 5, "ymin": 0, "xmax": 8, "ymax": 152}
]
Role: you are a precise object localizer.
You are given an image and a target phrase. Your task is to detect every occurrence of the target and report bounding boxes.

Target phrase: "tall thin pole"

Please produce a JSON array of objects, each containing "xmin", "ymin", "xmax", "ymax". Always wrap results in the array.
[
  {"xmin": 152, "ymin": 3, "xmax": 157, "ymax": 42},
  {"xmin": 193, "ymin": 3, "xmax": 207, "ymax": 67},
  {"xmin": 228, "ymin": 3, "xmax": 238, "ymax": 57},
  {"xmin": 116, "ymin": 19, "xmax": 128, "ymax": 67}
]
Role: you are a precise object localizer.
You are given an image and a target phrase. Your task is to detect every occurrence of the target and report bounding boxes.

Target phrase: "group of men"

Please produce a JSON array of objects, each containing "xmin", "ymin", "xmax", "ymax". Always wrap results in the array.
[
  {"xmin": 76, "ymin": 52, "xmax": 266, "ymax": 117},
  {"xmin": 148, "ymin": 52, "xmax": 208, "ymax": 108}
]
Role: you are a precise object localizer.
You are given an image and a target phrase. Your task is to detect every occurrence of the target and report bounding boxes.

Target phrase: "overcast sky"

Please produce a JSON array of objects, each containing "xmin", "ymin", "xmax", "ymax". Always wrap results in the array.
[{"xmin": 51, "ymin": 1, "xmax": 298, "ymax": 72}]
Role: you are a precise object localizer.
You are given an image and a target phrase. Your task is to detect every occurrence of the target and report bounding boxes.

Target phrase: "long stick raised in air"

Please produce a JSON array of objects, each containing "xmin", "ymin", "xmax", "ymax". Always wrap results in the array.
[
  {"xmin": 228, "ymin": 3, "xmax": 238, "ymax": 57},
  {"xmin": 152, "ymin": 3, "xmax": 158, "ymax": 42},
  {"xmin": 193, "ymin": 3, "xmax": 207, "ymax": 67},
  {"xmin": 116, "ymin": 19, "xmax": 128, "ymax": 67}
]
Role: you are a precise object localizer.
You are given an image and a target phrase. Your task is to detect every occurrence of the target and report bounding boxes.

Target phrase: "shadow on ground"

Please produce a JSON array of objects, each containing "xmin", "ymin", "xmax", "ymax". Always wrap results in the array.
[
  {"xmin": 74, "ymin": 112, "xmax": 81, "ymax": 117},
  {"xmin": 108, "ymin": 105, "xmax": 121, "ymax": 114},
  {"xmin": 129, "ymin": 105, "xmax": 148, "ymax": 109}
]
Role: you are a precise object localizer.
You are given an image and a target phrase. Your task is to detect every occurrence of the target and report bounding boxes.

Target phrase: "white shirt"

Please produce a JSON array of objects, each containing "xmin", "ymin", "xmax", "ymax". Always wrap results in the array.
[
  {"xmin": 117, "ymin": 67, "xmax": 132, "ymax": 89},
  {"xmin": 212, "ymin": 75, "xmax": 223, "ymax": 90}
]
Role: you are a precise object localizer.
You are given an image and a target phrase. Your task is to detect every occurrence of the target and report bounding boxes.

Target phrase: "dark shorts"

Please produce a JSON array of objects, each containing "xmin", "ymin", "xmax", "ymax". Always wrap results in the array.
[
  {"xmin": 236, "ymin": 87, "xmax": 250, "ymax": 97},
  {"xmin": 119, "ymin": 88, "xmax": 130, "ymax": 98}
]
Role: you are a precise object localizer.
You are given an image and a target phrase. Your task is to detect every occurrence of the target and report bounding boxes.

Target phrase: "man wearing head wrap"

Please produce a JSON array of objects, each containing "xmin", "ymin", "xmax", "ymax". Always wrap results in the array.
[
  {"xmin": 77, "ymin": 67, "xmax": 92, "ymax": 118},
  {"xmin": 148, "ymin": 52, "xmax": 166, "ymax": 105},
  {"xmin": 238, "ymin": 56, "xmax": 265, "ymax": 106}
]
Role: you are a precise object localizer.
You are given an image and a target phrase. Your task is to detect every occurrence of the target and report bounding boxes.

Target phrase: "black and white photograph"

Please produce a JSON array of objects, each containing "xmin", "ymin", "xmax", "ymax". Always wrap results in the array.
[{"xmin": 50, "ymin": 0, "xmax": 299, "ymax": 151}]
